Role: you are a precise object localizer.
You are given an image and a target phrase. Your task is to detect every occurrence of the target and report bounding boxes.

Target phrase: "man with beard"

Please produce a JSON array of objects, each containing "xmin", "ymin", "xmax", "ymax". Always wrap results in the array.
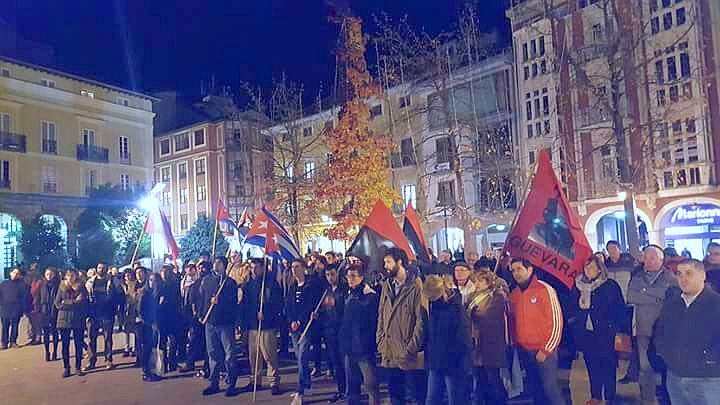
[
  {"xmin": 377, "ymin": 247, "xmax": 427, "ymax": 405},
  {"xmin": 84, "ymin": 261, "xmax": 121, "ymax": 371}
]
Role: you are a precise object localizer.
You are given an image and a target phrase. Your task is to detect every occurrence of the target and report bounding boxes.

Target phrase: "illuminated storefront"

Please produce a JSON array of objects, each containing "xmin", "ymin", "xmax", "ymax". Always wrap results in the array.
[{"xmin": 662, "ymin": 203, "xmax": 720, "ymax": 259}]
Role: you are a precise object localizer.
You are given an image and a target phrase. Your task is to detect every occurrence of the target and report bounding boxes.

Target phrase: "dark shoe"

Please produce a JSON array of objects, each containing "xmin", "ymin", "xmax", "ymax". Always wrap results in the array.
[
  {"xmin": 0, "ymin": 345, "xmax": 7, "ymax": 350},
  {"xmin": 271, "ymin": 385, "xmax": 282, "ymax": 396},
  {"xmin": 45, "ymin": 353, "xmax": 51, "ymax": 362},
  {"xmin": 143, "ymin": 374, "xmax": 162, "ymax": 382},
  {"xmin": 225, "ymin": 386, "xmax": 240, "ymax": 397},
  {"xmin": 76, "ymin": 369, "xmax": 86, "ymax": 377},
  {"xmin": 52, "ymin": 353, "xmax": 58, "ymax": 361},
  {"xmin": 328, "ymin": 392, "xmax": 344, "ymax": 403},
  {"xmin": 237, "ymin": 384, "xmax": 255, "ymax": 394},
  {"xmin": 62, "ymin": 368, "xmax": 71, "ymax": 378},
  {"xmin": 202, "ymin": 384, "xmax": 220, "ymax": 396}
]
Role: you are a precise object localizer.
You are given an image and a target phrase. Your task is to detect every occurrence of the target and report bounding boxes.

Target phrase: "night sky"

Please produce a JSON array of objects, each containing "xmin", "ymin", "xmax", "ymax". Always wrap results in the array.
[{"xmin": 4, "ymin": 0, "xmax": 510, "ymax": 102}]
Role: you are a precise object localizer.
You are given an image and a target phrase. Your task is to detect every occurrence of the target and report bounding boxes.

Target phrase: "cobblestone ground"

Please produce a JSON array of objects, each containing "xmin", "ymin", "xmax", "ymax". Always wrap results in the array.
[{"xmin": 0, "ymin": 319, "xmax": 647, "ymax": 405}]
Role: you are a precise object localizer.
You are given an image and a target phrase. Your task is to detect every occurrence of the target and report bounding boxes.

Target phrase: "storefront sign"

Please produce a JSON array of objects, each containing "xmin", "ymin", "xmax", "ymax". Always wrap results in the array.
[{"xmin": 667, "ymin": 204, "xmax": 720, "ymax": 226}]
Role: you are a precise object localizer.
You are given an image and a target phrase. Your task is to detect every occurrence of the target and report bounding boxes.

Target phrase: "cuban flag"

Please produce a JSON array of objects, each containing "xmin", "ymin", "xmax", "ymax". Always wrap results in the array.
[
  {"xmin": 244, "ymin": 206, "xmax": 301, "ymax": 262},
  {"xmin": 217, "ymin": 200, "xmax": 243, "ymax": 251}
]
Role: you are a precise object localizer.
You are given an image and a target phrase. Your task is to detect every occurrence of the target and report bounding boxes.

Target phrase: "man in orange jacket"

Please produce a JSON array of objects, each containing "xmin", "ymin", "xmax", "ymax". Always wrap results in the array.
[{"xmin": 509, "ymin": 259, "xmax": 565, "ymax": 405}]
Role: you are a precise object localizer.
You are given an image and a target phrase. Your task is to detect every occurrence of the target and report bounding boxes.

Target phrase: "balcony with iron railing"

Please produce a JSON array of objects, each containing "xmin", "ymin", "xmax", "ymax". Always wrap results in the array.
[
  {"xmin": 118, "ymin": 152, "xmax": 131, "ymax": 164},
  {"xmin": 42, "ymin": 139, "xmax": 57, "ymax": 154},
  {"xmin": 0, "ymin": 131, "xmax": 27, "ymax": 153},
  {"xmin": 76, "ymin": 144, "xmax": 109, "ymax": 163},
  {"xmin": 0, "ymin": 178, "xmax": 10, "ymax": 189}
]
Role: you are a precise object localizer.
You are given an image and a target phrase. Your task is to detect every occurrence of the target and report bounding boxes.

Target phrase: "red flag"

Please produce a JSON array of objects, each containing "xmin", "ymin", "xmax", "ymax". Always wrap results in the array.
[
  {"xmin": 216, "ymin": 199, "xmax": 230, "ymax": 221},
  {"xmin": 504, "ymin": 150, "xmax": 592, "ymax": 288},
  {"xmin": 403, "ymin": 203, "xmax": 430, "ymax": 263},
  {"xmin": 144, "ymin": 209, "xmax": 180, "ymax": 259},
  {"xmin": 348, "ymin": 200, "xmax": 416, "ymax": 267},
  {"xmin": 265, "ymin": 221, "xmax": 280, "ymax": 254}
]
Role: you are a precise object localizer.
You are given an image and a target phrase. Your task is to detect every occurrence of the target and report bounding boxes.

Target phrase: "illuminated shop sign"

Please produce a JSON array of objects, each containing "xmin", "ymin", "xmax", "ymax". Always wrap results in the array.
[{"xmin": 667, "ymin": 204, "xmax": 720, "ymax": 226}]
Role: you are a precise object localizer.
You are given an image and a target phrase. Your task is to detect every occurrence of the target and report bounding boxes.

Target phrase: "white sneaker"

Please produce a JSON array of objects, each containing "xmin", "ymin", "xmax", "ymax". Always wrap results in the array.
[{"xmin": 290, "ymin": 392, "xmax": 303, "ymax": 405}]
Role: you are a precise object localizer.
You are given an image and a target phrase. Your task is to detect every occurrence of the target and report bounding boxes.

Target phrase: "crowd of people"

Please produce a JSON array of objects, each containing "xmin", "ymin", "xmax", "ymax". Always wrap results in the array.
[{"xmin": 0, "ymin": 242, "xmax": 718, "ymax": 405}]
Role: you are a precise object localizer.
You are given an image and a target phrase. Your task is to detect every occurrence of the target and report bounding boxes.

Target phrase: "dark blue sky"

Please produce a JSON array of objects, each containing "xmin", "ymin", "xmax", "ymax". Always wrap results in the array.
[{"xmin": 4, "ymin": 0, "xmax": 510, "ymax": 100}]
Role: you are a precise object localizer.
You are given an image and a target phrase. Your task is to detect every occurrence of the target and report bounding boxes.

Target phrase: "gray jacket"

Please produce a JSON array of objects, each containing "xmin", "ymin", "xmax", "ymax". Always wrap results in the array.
[{"xmin": 627, "ymin": 267, "xmax": 677, "ymax": 337}]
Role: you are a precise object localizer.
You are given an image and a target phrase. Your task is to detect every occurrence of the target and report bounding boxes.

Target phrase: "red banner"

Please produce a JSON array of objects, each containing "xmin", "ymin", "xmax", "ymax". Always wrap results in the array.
[{"xmin": 504, "ymin": 150, "xmax": 592, "ymax": 287}]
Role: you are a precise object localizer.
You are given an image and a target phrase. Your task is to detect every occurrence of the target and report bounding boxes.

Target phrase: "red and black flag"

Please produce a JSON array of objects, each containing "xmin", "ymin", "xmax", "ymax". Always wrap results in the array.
[
  {"xmin": 144, "ymin": 208, "xmax": 180, "ymax": 260},
  {"xmin": 348, "ymin": 200, "xmax": 416, "ymax": 277},
  {"xmin": 403, "ymin": 202, "xmax": 431, "ymax": 264},
  {"xmin": 504, "ymin": 150, "xmax": 592, "ymax": 288}
]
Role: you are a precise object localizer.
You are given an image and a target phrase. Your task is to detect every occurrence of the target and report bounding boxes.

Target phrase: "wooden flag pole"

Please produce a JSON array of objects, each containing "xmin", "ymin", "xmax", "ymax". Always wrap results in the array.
[
  {"xmin": 252, "ymin": 256, "xmax": 268, "ymax": 402},
  {"xmin": 212, "ymin": 200, "xmax": 220, "ymax": 257}
]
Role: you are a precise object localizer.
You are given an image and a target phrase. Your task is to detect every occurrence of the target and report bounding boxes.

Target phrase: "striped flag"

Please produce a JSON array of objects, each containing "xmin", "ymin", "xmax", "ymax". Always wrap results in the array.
[
  {"xmin": 244, "ymin": 206, "xmax": 300, "ymax": 261},
  {"xmin": 144, "ymin": 208, "xmax": 179, "ymax": 259}
]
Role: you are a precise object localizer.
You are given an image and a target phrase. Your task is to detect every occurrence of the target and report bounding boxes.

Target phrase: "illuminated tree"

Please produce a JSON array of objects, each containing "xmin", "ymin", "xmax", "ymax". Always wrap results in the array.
[{"xmin": 316, "ymin": 16, "xmax": 401, "ymax": 240}]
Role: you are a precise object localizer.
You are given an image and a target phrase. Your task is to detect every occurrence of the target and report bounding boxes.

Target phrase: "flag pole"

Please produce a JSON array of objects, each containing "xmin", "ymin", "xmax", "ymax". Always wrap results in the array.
[
  {"xmin": 129, "ymin": 218, "xmax": 147, "ymax": 267},
  {"xmin": 252, "ymin": 256, "xmax": 268, "ymax": 402},
  {"xmin": 212, "ymin": 200, "xmax": 220, "ymax": 257},
  {"xmin": 496, "ymin": 159, "xmax": 538, "ymax": 272}
]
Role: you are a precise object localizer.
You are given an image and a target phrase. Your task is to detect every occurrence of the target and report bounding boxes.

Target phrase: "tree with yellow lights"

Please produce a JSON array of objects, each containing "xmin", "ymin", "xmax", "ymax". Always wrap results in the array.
[{"xmin": 316, "ymin": 16, "xmax": 400, "ymax": 241}]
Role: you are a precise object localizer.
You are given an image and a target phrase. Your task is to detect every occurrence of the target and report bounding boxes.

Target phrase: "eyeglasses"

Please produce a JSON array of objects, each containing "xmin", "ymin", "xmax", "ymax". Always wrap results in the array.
[{"xmin": 346, "ymin": 273, "xmax": 362, "ymax": 279}]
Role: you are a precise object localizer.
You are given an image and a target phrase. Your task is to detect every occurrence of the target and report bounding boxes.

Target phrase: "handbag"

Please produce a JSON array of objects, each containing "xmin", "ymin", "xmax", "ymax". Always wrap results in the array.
[{"xmin": 614, "ymin": 334, "xmax": 632, "ymax": 353}]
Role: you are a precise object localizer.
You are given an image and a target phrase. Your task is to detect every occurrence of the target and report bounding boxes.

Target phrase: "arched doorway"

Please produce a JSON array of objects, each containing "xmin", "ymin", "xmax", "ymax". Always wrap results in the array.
[
  {"xmin": 39, "ymin": 214, "xmax": 68, "ymax": 243},
  {"xmin": 595, "ymin": 210, "xmax": 650, "ymax": 252},
  {"xmin": 0, "ymin": 213, "xmax": 22, "ymax": 280}
]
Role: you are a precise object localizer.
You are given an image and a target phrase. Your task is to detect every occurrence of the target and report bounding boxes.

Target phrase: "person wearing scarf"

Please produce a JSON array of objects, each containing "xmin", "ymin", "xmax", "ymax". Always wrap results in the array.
[
  {"xmin": 466, "ymin": 270, "xmax": 509, "ymax": 405},
  {"xmin": 570, "ymin": 255, "xmax": 626, "ymax": 405}
]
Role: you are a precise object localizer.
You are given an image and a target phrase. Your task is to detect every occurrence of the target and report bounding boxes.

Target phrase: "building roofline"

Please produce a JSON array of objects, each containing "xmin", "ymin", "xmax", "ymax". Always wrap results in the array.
[
  {"xmin": 0, "ymin": 55, "xmax": 160, "ymax": 101},
  {"xmin": 155, "ymin": 118, "xmax": 219, "ymax": 138}
]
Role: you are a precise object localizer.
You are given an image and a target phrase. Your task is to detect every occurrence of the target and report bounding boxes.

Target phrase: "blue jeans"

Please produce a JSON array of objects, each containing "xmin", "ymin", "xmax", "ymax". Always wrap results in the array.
[
  {"xmin": 205, "ymin": 323, "xmax": 236, "ymax": 386},
  {"xmin": 426, "ymin": 369, "xmax": 464, "ymax": 405},
  {"xmin": 292, "ymin": 333, "xmax": 312, "ymax": 394},
  {"xmin": 666, "ymin": 371, "xmax": 720, "ymax": 405}
]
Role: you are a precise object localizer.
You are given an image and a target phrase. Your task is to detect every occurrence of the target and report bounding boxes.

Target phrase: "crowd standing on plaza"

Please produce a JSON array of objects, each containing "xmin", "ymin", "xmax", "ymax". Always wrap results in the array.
[{"xmin": 0, "ymin": 242, "xmax": 719, "ymax": 405}]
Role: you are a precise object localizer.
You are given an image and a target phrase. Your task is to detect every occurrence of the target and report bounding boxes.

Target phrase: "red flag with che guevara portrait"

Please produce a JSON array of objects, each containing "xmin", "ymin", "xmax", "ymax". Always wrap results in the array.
[{"xmin": 504, "ymin": 150, "xmax": 592, "ymax": 288}]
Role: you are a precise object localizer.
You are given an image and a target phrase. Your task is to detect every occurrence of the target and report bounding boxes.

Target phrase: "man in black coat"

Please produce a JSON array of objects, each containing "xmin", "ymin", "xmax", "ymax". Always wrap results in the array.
[
  {"xmin": 199, "ymin": 256, "xmax": 239, "ymax": 396},
  {"xmin": 319, "ymin": 265, "xmax": 348, "ymax": 402},
  {"xmin": 0, "ymin": 268, "xmax": 27, "ymax": 349},
  {"xmin": 158, "ymin": 264, "xmax": 181, "ymax": 372},
  {"xmin": 84, "ymin": 261, "xmax": 121, "ymax": 371},
  {"xmin": 339, "ymin": 263, "xmax": 379, "ymax": 405},
  {"xmin": 654, "ymin": 258, "xmax": 720, "ymax": 405},
  {"xmin": 238, "ymin": 259, "xmax": 283, "ymax": 395}
]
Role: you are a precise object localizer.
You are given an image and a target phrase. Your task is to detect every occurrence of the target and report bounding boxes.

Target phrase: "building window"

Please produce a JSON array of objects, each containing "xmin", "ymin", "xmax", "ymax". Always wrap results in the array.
[
  {"xmin": 542, "ymin": 95, "xmax": 549, "ymax": 115},
  {"xmin": 178, "ymin": 162, "xmax": 187, "ymax": 179},
  {"xmin": 399, "ymin": 95, "xmax": 411, "ymax": 109},
  {"xmin": 539, "ymin": 36, "xmax": 546, "ymax": 56},
  {"xmin": 180, "ymin": 188, "xmax": 188, "ymax": 204},
  {"xmin": 663, "ymin": 12, "xmax": 672, "ymax": 30},
  {"xmin": 0, "ymin": 68, "xmax": 9, "ymax": 77},
  {"xmin": 233, "ymin": 161, "xmax": 242, "ymax": 178},
  {"xmin": 689, "ymin": 167, "xmax": 700, "ymax": 185},
  {"xmin": 676, "ymin": 169, "xmax": 687, "ymax": 186},
  {"xmin": 667, "ymin": 56, "xmax": 677, "ymax": 81},
  {"xmin": 527, "ymin": 124, "xmax": 534, "ymax": 138},
  {"xmin": 535, "ymin": 122, "xmax": 542, "ymax": 136},
  {"xmin": 651, "ymin": 17, "xmax": 660, "ymax": 34},
  {"xmin": 82, "ymin": 129, "xmax": 96, "ymax": 146},
  {"xmin": 676, "ymin": 7, "xmax": 686, "ymax": 25},
  {"xmin": 532, "ymin": 63, "xmax": 538, "ymax": 77},
  {"xmin": 530, "ymin": 39, "xmax": 537, "ymax": 58},
  {"xmin": 662, "ymin": 0, "xmax": 671, "ymax": 7},
  {"xmin": 175, "ymin": 132, "xmax": 190, "ymax": 151},
  {"xmin": 81, "ymin": 89, "xmax": 95, "ymax": 98},
  {"xmin": 655, "ymin": 61, "xmax": 664, "ymax": 85},
  {"xmin": 680, "ymin": 52, "xmax": 690, "ymax": 78},
  {"xmin": 0, "ymin": 112, "xmax": 9, "ymax": 132},
  {"xmin": 41, "ymin": 79, "xmax": 56, "ymax": 88},
  {"xmin": 686, "ymin": 118, "xmax": 696, "ymax": 133},
  {"xmin": 286, "ymin": 165, "xmax": 294, "ymax": 180},
  {"xmin": 522, "ymin": 43, "xmax": 528, "ymax": 61},
  {"xmin": 161, "ymin": 191, "xmax": 171, "ymax": 206},
  {"xmin": 197, "ymin": 184, "xmax": 207, "ymax": 201},
  {"xmin": 120, "ymin": 174, "xmax": 130, "ymax": 190},
  {"xmin": 437, "ymin": 181, "xmax": 455, "ymax": 206},
  {"xmin": 116, "ymin": 97, "xmax": 130, "ymax": 107},
  {"xmin": 42, "ymin": 166, "xmax": 57, "ymax": 193},
  {"xmin": 0, "ymin": 160, "xmax": 10, "ymax": 188},
  {"xmin": 540, "ymin": 60, "xmax": 547, "ymax": 74},
  {"xmin": 682, "ymin": 82, "xmax": 693, "ymax": 98},
  {"xmin": 529, "ymin": 151, "xmax": 535, "ymax": 164},
  {"xmin": 669, "ymin": 85, "xmax": 679, "ymax": 102},
  {"xmin": 85, "ymin": 169, "xmax": 96, "ymax": 194},
  {"xmin": 523, "ymin": 66, "xmax": 530, "ymax": 80},
  {"xmin": 370, "ymin": 104, "xmax": 383, "ymax": 118},
  {"xmin": 195, "ymin": 158, "xmax": 206, "ymax": 175},
  {"xmin": 544, "ymin": 120, "xmax": 551, "ymax": 134},
  {"xmin": 303, "ymin": 126, "xmax": 313, "ymax": 137},
  {"xmin": 399, "ymin": 138, "xmax": 415, "ymax": 166},
  {"xmin": 193, "ymin": 129, "xmax": 205, "ymax": 146},
  {"xmin": 304, "ymin": 161, "xmax": 315, "ymax": 179},
  {"xmin": 402, "ymin": 184, "xmax": 417, "ymax": 208},
  {"xmin": 180, "ymin": 214, "xmax": 188, "ymax": 231},
  {"xmin": 435, "ymin": 136, "xmax": 453, "ymax": 164},
  {"xmin": 663, "ymin": 171, "xmax": 673, "ymax": 187},
  {"xmin": 41, "ymin": 121, "xmax": 57, "ymax": 154},
  {"xmin": 649, "ymin": 0, "xmax": 658, "ymax": 12},
  {"xmin": 160, "ymin": 167, "xmax": 171, "ymax": 183},
  {"xmin": 657, "ymin": 89, "xmax": 666, "ymax": 106},
  {"xmin": 592, "ymin": 24, "xmax": 604, "ymax": 42},
  {"xmin": 119, "ymin": 136, "xmax": 129, "ymax": 161},
  {"xmin": 159, "ymin": 139, "xmax": 171, "ymax": 155},
  {"xmin": 525, "ymin": 100, "xmax": 532, "ymax": 120}
]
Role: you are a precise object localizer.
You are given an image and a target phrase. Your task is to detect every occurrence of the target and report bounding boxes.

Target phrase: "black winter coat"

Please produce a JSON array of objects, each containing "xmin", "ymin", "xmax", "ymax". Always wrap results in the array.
[
  {"xmin": 198, "ymin": 272, "xmax": 238, "ymax": 326},
  {"xmin": 241, "ymin": 276, "xmax": 284, "ymax": 331},
  {"xmin": 87, "ymin": 276, "xmax": 121, "ymax": 321},
  {"xmin": 40, "ymin": 278, "xmax": 60, "ymax": 326},
  {"xmin": 138, "ymin": 285, "xmax": 159, "ymax": 326},
  {"xmin": 285, "ymin": 279, "xmax": 322, "ymax": 333},
  {"xmin": 655, "ymin": 287, "xmax": 720, "ymax": 378},
  {"xmin": 319, "ymin": 283, "xmax": 347, "ymax": 334},
  {"xmin": 158, "ymin": 278, "xmax": 180, "ymax": 332},
  {"xmin": 425, "ymin": 291, "xmax": 472, "ymax": 372},
  {"xmin": 0, "ymin": 279, "xmax": 27, "ymax": 319},
  {"xmin": 569, "ymin": 278, "xmax": 626, "ymax": 352},
  {"xmin": 339, "ymin": 284, "xmax": 378, "ymax": 358}
]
